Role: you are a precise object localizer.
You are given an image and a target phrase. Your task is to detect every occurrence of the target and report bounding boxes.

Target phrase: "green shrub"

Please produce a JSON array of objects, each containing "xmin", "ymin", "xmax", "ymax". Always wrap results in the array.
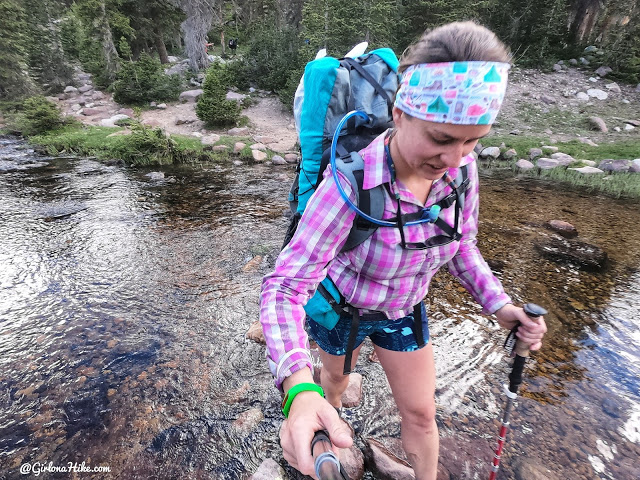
[
  {"xmin": 111, "ymin": 123, "xmax": 188, "ymax": 165},
  {"xmin": 225, "ymin": 58, "xmax": 251, "ymax": 91},
  {"xmin": 112, "ymin": 52, "xmax": 182, "ymax": 105},
  {"xmin": 196, "ymin": 63, "xmax": 240, "ymax": 127},
  {"xmin": 17, "ymin": 96, "xmax": 65, "ymax": 135}
]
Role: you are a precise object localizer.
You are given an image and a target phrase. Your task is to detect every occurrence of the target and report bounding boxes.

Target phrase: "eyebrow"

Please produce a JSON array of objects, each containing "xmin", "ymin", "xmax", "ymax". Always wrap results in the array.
[{"xmin": 432, "ymin": 130, "xmax": 490, "ymax": 141}]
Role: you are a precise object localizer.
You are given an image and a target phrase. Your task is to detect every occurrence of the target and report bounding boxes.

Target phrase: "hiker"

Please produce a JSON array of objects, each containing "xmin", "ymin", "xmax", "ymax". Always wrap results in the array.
[{"xmin": 260, "ymin": 21, "xmax": 547, "ymax": 480}]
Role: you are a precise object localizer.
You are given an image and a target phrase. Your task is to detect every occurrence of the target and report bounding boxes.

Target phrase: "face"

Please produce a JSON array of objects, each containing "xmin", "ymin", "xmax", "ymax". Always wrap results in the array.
[{"xmin": 391, "ymin": 107, "xmax": 492, "ymax": 180}]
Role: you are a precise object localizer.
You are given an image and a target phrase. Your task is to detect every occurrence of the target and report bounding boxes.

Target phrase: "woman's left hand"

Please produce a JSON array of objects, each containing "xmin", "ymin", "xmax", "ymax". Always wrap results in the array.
[{"xmin": 494, "ymin": 303, "xmax": 547, "ymax": 351}]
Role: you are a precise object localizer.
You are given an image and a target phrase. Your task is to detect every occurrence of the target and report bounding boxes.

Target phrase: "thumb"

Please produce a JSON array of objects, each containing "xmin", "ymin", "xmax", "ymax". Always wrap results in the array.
[{"xmin": 325, "ymin": 415, "xmax": 353, "ymax": 449}]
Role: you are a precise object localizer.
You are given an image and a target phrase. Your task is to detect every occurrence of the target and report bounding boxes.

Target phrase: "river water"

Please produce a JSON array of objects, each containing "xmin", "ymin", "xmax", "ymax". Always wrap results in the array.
[{"xmin": 1, "ymin": 136, "xmax": 638, "ymax": 480}]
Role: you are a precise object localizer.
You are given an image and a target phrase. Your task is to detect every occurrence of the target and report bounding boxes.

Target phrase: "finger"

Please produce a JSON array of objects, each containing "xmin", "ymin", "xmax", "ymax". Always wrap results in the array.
[
  {"xmin": 292, "ymin": 429, "xmax": 315, "ymax": 475},
  {"xmin": 319, "ymin": 409, "xmax": 353, "ymax": 449}
]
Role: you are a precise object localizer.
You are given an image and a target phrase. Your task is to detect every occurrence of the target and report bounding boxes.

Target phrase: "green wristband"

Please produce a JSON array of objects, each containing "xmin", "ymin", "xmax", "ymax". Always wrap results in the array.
[{"xmin": 282, "ymin": 382, "xmax": 324, "ymax": 418}]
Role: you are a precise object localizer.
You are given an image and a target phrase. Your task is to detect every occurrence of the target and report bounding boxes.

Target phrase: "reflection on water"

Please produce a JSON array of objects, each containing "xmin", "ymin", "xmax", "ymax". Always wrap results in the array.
[{"xmin": 1, "ymin": 136, "xmax": 639, "ymax": 479}]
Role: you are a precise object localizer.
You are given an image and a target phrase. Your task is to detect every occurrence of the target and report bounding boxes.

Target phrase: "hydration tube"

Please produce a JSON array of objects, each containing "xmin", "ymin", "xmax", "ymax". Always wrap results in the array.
[{"xmin": 330, "ymin": 110, "xmax": 441, "ymax": 227}]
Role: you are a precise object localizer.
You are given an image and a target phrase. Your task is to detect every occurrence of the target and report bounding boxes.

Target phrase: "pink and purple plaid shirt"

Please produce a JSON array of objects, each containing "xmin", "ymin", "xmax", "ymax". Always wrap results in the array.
[{"xmin": 260, "ymin": 131, "xmax": 511, "ymax": 389}]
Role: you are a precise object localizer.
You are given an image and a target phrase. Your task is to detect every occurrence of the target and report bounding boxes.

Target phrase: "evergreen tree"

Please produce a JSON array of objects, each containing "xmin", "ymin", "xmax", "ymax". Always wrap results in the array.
[{"xmin": 0, "ymin": 0, "xmax": 37, "ymax": 100}]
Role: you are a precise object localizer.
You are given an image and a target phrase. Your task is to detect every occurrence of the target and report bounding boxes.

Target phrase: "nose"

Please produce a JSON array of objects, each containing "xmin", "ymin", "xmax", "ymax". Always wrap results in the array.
[{"xmin": 439, "ymin": 142, "xmax": 465, "ymax": 167}]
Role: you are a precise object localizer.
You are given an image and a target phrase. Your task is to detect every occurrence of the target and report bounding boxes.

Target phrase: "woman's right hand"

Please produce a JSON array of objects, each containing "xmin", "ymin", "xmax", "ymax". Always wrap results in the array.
[{"xmin": 280, "ymin": 390, "xmax": 353, "ymax": 478}]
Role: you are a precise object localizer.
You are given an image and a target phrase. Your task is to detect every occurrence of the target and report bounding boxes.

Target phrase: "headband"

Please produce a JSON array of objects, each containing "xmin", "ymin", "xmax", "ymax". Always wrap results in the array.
[{"xmin": 394, "ymin": 61, "xmax": 511, "ymax": 125}]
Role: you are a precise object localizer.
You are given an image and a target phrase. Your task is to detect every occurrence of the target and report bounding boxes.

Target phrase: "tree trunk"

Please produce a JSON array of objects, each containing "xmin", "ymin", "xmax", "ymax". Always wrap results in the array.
[
  {"xmin": 98, "ymin": 0, "xmax": 119, "ymax": 83},
  {"xmin": 178, "ymin": 0, "xmax": 216, "ymax": 71},
  {"xmin": 154, "ymin": 26, "xmax": 170, "ymax": 63}
]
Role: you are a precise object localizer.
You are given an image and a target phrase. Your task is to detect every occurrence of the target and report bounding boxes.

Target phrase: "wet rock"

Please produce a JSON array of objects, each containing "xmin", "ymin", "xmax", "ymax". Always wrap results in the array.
[
  {"xmin": 602, "ymin": 397, "xmax": 622, "ymax": 418},
  {"xmin": 438, "ymin": 436, "xmax": 492, "ymax": 479},
  {"xmin": 364, "ymin": 438, "xmax": 414, "ymax": 480},
  {"xmin": 250, "ymin": 458, "xmax": 285, "ymax": 480},
  {"xmin": 179, "ymin": 89, "xmax": 203, "ymax": 103},
  {"xmin": 537, "ymin": 158, "xmax": 559, "ymax": 169},
  {"xmin": 599, "ymin": 159, "xmax": 630, "ymax": 172},
  {"xmin": 534, "ymin": 237, "xmax": 607, "ymax": 270},
  {"xmin": 284, "ymin": 153, "xmax": 298, "ymax": 164},
  {"xmin": 545, "ymin": 220, "xmax": 578, "ymax": 238},
  {"xmin": 233, "ymin": 142, "xmax": 246, "ymax": 153},
  {"xmin": 232, "ymin": 408, "xmax": 263, "ymax": 436},
  {"xmin": 480, "ymin": 147, "xmax": 500, "ymax": 159},
  {"xmin": 246, "ymin": 321, "xmax": 265, "ymax": 344},
  {"xmin": 514, "ymin": 458, "xmax": 558, "ymax": 480},
  {"xmin": 340, "ymin": 445, "xmax": 365, "ymax": 480},
  {"xmin": 550, "ymin": 152, "xmax": 576, "ymax": 166},
  {"xmin": 228, "ymin": 127, "xmax": 250, "ymax": 136},
  {"xmin": 201, "ymin": 135, "xmax": 220, "ymax": 145},
  {"xmin": 587, "ymin": 89, "xmax": 608, "ymax": 100},
  {"xmin": 271, "ymin": 155, "xmax": 287, "ymax": 165},
  {"xmin": 341, "ymin": 373, "xmax": 363, "ymax": 408},
  {"xmin": 529, "ymin": 148, "xmax": 543, "ymax": 160},
  {"xmin": 588, "ymin": 116, "xmax": 608, "ymax": 133},
  {"xmin": 252, "ymin": 150, "xmax": 267, "ymax": 162}
]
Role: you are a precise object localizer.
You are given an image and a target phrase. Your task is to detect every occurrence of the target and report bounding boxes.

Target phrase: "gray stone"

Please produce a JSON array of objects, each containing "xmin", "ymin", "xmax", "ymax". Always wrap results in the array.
[
  {"xmin": 250, "ymin": 143, "xmax": 267, "ymax": 151},
  {"xmin": 70, "ymin": 104, "xmax": 82, "ymax": 112},
  {"xmin": 78, "ymin": 85, "xmax": 93, "ymax": 93},
  {"xmin": 579, "ymin": 57, "xmax": 590, "ymax": 65},
  {"xmin": 568, "ymin": 166, "xmax": 604, "ymax": 175},
  {"xmin": 226, "ymin": 91, "xmax": 247, "ymax": 102},
  {"xmin": 228, "ymin": 127, "xmax": 250, "ymax": 136},
  {"xmin": 550, "ymin": 152, "xmax": 576, "ymax": 166},
  {"xmin": 576, "ymin": 92, "xmax": 590, "ymax": 101},
  {"xmin": 605, "ymin": 82, "xmax": 621, "ymax": 93},
  {"xmin": 284, "ymin": 153, "xmax": 299, "ymax": 164},
  {"xmin": 624, "ymin": 124, "xmax": 635, "ymax": 131},
  {"xmin": 81, "ymin": 108, "xmax": 104, "ymax": 116},
  {"xmin": 191, "ymin": 132, "xmax": 203, "ymax": 138},
  {"xmin": 211, "ymin": 145, "xmax": 229, "ymax": 152},
  {"xmin": 502, "ymin": 148, "xmax": 518, "ymax": 160},
  {"xmin": 577, "ymin": 137, "xmax": 599, "ymax": 147},
  {"xmin": 537, "ymin": 158, "xmax": 560, "ymax": 169},
  {"xmin": 587, "ymin": 89, "xmax": 608, "ymax": 100},
  {"xmin": 636, "ymin": 83, "xmax": 640, "ymax": 92},
  {"xmin": 542, "ymin": 145, "xmax": 559, "ymax": 153},
  {"xmin": 614, "ymin": 126, "xmax": 621, "ymax": 132},
  {"xmin": 540, "ymin": 95, "xmax": 556, "ymax": 104},
  {"xmin": 631, "ymin": 159, "xmax": 640, "ymax": 173},
  {"xmin": 234, "ymin": 142, "xmax": 246, "ymax": 153},
  {"xmin": 588, "ymin": 116, "xmax": 608, "ymax": 133},
  {"xmin": 582, "ymin": 160, "xmax": 597, "ymax": 167},
  {"xmin": 341, "ymin": 373, "xmax": 363, "ymax": 408},
  {"xmin": 271, "ymin": 155, "xmax": 287, "ymax": 165},
  {"xmin": 529, "ymin": 148, "xmax": 543, "ymax": 160},
  {"xmin": 232, "ymin": 160, "xmax": 243, "ymax": 166},
  {"xmin": 167, "ymin": 56, "xmax": 179, "ymax": 63},
  {"xmin": 175, "ymin": 118, "xmax": 195, "ymax": 125},
  {"xmin": 145, "ymin": 171, "xmax": 165, "ymax": 180},
  {"xmin": 201, "ymin": 134, "xmax": 220, "ymax": 145},
  {"xmin": 249, "ymin": 458, "xmax": 285, "ymax": 480},
  {"xmin": 254, "ymin": 135, "xmax": 277, "ymax": 144},
  {"xmin": 516, "ymin": 159, "xmax": 535, "ymax": 170},
  {"xmin": 92, "ymin": 91, "xmax": 104, "ymax": 100},
  {"xmin": 64, "ymin": 85, "xmax": 78, "ymax": 94},
  {"xmin": 179, "ymin": 89, "xmax": 204, "ymax": 103},
  {"xmin": 588, "ymin": 77, "xmax": 598, "ymax": 83},
  {"xmin": 156, "ymin": 103, "xmax": 167, "ymax": 109},
  {"xmin": 232, "ymin": 408, "xmax": 264, "ymax": 436},
  {"xmin": 595, "ymin": 66, "xmax": 613, "ymax": 77},
  {"xmin": 599, "ymin": 159, "xmax": 630, "ymax": 172},
  {"xmin": 165, "ymin": 64, "xmax": 189, "ymax": 76},
  {"xmin": 479, "ymin": 146, "xmax": 500, "ymax": 159},
  {"xmin": 553, "ymin": 64, "xmax": 563, "ymax": 72},
  {"xmin": 252, "ymin": 150, "xmax": 267, "ymax": 162},
  {"xmin": 509, "ymin": 129, "xmax": 521, "ymax": 135},
  {"xmin": 569, "ymin": 58, "xmax": 578, "ymax": 66},
  {"xmin": 546, "ymin": 220, "xmax": 578, "ymax": 238},
  {"xmin": 584, "ymin": 45, "xmax": 598, "ymax": 53}
]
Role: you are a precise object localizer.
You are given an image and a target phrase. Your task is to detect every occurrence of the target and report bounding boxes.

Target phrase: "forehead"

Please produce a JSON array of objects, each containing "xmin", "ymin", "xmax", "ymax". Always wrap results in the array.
[{"xmin": 409, "ymin": 117, "xmax": 492, "ymax": 140}]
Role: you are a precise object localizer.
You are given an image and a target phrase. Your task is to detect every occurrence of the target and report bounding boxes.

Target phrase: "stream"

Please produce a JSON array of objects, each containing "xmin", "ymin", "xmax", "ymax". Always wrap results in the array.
[{"xmin": 1, "ymin": 136, "xmax": 639, "ymax": 480}]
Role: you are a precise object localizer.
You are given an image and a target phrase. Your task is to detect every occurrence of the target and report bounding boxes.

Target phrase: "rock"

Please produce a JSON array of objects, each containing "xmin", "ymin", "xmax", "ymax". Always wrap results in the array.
[
  {"xmin": 92, "ymin": 91, "xmax": 104, "ymax": 100},
  {"xmin": 71, "ymin": 104, "xmax": 82, "ymax": 112},
  {"xmin": 569, "ymin": 58, "xmax": 578, "ymax": 66},
  {"xmin": 473, "ymin": 143, "xmax": 483, "ymax": 154},
  {"xmin": 602, "ymin": 397, "xmax": 622, "ymax": 418},
  {"xmin": 624, "ymin": 119, "xmax": 640, "ymax": 127},
  {"xmin": 588, "ymin": 116, "xmax": 608, "ymax": 132},
  {"xmin": 516, "ymin": 159, "xmax": 535, "ymax": 170},
  {"xmin": 145, "ymin": 171, "xmax": 165, "ymax": 180},
  {"xmin": 64, "ymin": 86, "xmax": 78, "ymax": 94},
  {"xmin": 271, "ymin": 155, "xmax": 287, "ymax": 165},
  {"xmin": 175, "ymin": 118, "xmax": 195, "ymax": 125},
  {"xmin": 254, "ymin": 135, "xmax": 277, "ymax": 144},
  {"xmin": 568, "ymin": 166, "xmax": 604, "ymax": 174},
  {"xmin": 576, "ymin": 92, "xmax": 590, "ymax": 101},
  {"xmin": 340, "ymin": 445, "xmax": 365, "ymax": 480},
  {"xmin": 624, "ymin": 124, "xmax": 635, "ymax": 131},
  {"xmin": 284, "ymin": 153, "xmax": 299, "ymax": 164},
  {"xmin": 540, "ymin": 94, "xmax": 556, "ymax": 104},
  {"xmin": 537, "ymin": 158, "xmax": 559, "ymax": 169},
  {"xmin": 479, "ymin": 146, "xmax": 500, "ymax": 159},
  {"xmin": 546, "ymin": 220, "xmax": 578, "ymax": 238},
  {"xmin": 100, "ymin": 114, "xmax": 129, "ymax": 127},
  {"xmin": 630, "ymin": 159, "xmax": 640, "ymax": 173},
  {"xmin": 252, "ymin": 150, "xmax": 267, "ymax": 162},
  {"xmin": 167, "ymin": 56, "xmax": 179, "ymax": 63},
  {"xmin": 541, "ymin": 145, "xmax": 559, "ymax": 153},
  {"xmin": 211, "ymin": 145, "xmax": 229, "ymax": 152},
  {"xmin": 249, "ymin": 87, "xmax": 256, "ymax": 93},
  {"xmin": 232, "ymin": 160, "xmax": 243, "ymax": 166},
  {"xmin": 364, "ymin": 438, "xmax": 414, "ymax": 480},
  {"xmin": 233, "ymin": 142, "xmax": 246, "ymax": 153},
  {"xmin": 191, "ymin": 132, "xmax": 203, "ymax": 138},
  {"xmin": 595, "ymin": 66, "xmax": 613, "ymax": 77},
  {"xmin": 614, "ymin": 126, "xmax": 621, "ymax": 132},
  {"xmin": 529, "ymin": 148, "xmax": 543, "ymax": 160},
  {"xmin": 228, "ymin": 127, "xmax": 250, "ymax": 136},
  {"xmin": 246, "ymin": 321, "xmax": 265, "ymax": 344},
  {"xmin": 78, "ymin": 85, "xmax": 93, "ymax": 94},
  {"xmin": 156, "ymin": 103, "xmax": 167, "ymax": 109},
  {"xmin": 201, "ymin": 134, "xmax": 220, "ymax": 145},
  {"xmin": 599, "ymin": 159, "xmax": 630, "ymax": 172},
  {"xmin": 341, "ymin": 373, "xmax": 363, "ymax": 407},
  {"xmin": 514, "ymin": 458, "xmax": 558, "ymax": 480},
  {"xmin": 589, "ymin": 77, "xmax": 598, "ymax": 83},
  {"xmin": 582, "ymin": 160, "xmax": 597, "ymax": 166},
  {"xmin": 250, "ymin": 143, "xmax": 267, "ymax": 151},
  {"xmin": 534, "ymin": 237, "xmax": 607, "ymax": 270},
  {"xmin": 179, "ymin": 89, "xmax": 204, "ymax": 103},
  {"xmin": 243, "ymin": 255, "xmax": 263, "ymax": 272},
  {"xmin": 579, "ymin": 57, "xmax": 590, "ymax": 65},
  {"xmin": 553, "ymin": 64, "xmax": 563, "ymax": 72},
  {"xmin": 232, "ymin": 408, "xmax": 264, "ymax": 436},
  {"xmin": 587, "ymin": 89, "xmax": 608, "ymax": 100},
  {"xmin": 584, "ymin": 45, "xmax": 598, "ymax": 54},
  {"xmin": 502, "ymin": 148, "xmax": 518, "ymax": 160},
  {"xmin": 249, "ymin": 458, "xmax": 285, "ymax": 480},
  {"xmin": 509, "ymin": 129, "xmax": 521, "ymax": 135},
  {"xmin": 605, "ymin": 82, "xmax": 621, "ymax": 93},
  {"xmin": 550, "ymin": 152, "xmax": 576, "ymax": 166},
  {"xmin": 636, "ymin": 83, "xmax": 640, "ymax": 92},
  {"xmin": 577, "ymin": 137, "xmax": 599, "ymax": 147},
  {"xmin": 81, "ymin": 108, "xmax": 104, "ymax": 116},
  {"xmin": 226, "ymin": 91, "xmax": 247, "ymax": 102},
  {"xmin": 118, "ymin": 108, "xmax": 135, "ymax": 117}
]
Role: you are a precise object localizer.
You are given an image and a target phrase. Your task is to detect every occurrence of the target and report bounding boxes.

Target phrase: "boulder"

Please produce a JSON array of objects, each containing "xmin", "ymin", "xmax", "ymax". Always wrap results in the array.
[
  {"xmin": 479, "ymin": 146, "xmax": 500, "ymax": 159},
  {"xmin": 568, "ymin": 166, "xmax": 604, "ymax": 174},
  {"xmin": 92, "ymin": 91, "xmax": 105, "ymax": 100},
  {"xmin": 284, "ymin": 153, "xmax": 299, "ymax": 164},
  {"xmin": 249, "ymin": 458, "xmax": 285, "ymax": 480},
  {"xmin": 364, "ymin": 438, "xmax": 414, "ymax": 480},
  {"xmin": 595, "ymin": 66, "xmax": 613, "ymax": 77},
  {"xmin": 145, "ymin": 171, "xmax": 165, "ymax": 180},
  {"xmin": 587, "ymin": 89, "xmax": 608, "ymax": 100},
  {"xmin": 252, "ymin": 150, "xmax": 267, "ymax": 162},
  {"xmin": 118, "ymin": 108, "xmax": 135, "ymax": 117},
  {"xmin": 78, "ymin": 85, "xmax": 93, "ymax": 94},
  {"xmin": 577, "ymin": 137, "xmax": 599, "ymax": 147},
  {"xmin": 605, "ymin": 82, "xmax": 621, "ymax": 93},
  {"xmin": 630, "ymin": 159, "xmax": 640, "ymax": 173},
  {"xmin": 550, "ymin": 152, "xmax": 576, "ymax": 166},
  {"xmin": 540, "ymin": 94, "xmax": 556, "ymax": 104},
  {"xmin": 179, "ymin": 89, "xmax": 204, "ymax": 103},
  {"xmin": 191, "ymin": 132, "xmax": 203, "ymax": 138},
  {"xmin": 254, "ymin": 135, "xmax": 277, "ymax": 144},
  {"xmin": 599, "ymin": 159, "xmax": 630, "ymax": 172},
  {"xmin": 234, "ymin": 142, "xmax": 246, "ymax": 153},
  {"xmin": 100, "ymin": 114, "xmax": 130, "ymax": 127},
  {"xmin": 226, "ymin": 91, "xmax": 247, "ymax": 102},
  {"xmin": 534, "ymin": 237, "xmax": 607, "ymax": 270},
  {"xmin": 546, "ymin": 220, "xmax": 578, "ymax": 238},
  {"xmin": 167, "ymin": 56, "xmax": 179, "ymax": 63},
  {"xmin": 228, "ymin": 127, "xmax": 250, "ymax": 136},
  {"xmin": 156, "ymin": 103, "xmax": 167, "ymax": 109},
  {"xmin": 553, "ymin": 64, "xmax": 563, "ymax": 72},
  {"xmin": 165, "ymin": 64, "xmax": 189, "ymax": 76},
  {"xmin": 569, "ymin": 58, "xmax": 578, "ymax": 66},
  {"xmin": 516, "ymin": 159, "xmax": 535, "ymax": 170},
  {"xmin": 588, "ymin": 116, "xmax": 608, "ymax": 132},
  {"xmin": 341, "ymin": 373, "xmax": 363, "ymax": 408},
  {"xmin": 271, "ymin": 155, "xmax": 287, "ymax": 165},
  {"xmin": 211, "ymin": 145, "xmax": 229, "ymax": 152},
  {"xmin": 529, "ymin": 148, "xmax": 543, "ymax": 160},
  {"xmin": 340, "ymin": 445, "xmax": 366, "ymax": 480},
  {"xmin": 502, "ymin": 148, "xmax": 518, "ymax": 160},
  {"xmin": 64, "ymin": 86, "xmax": 78, "ymax": 94},
  {"xmin": 576, "ymin": 92, "xmax": 590, "ymax": 101},
  {"xmin": 541, "ymin": 145, "xmax": 559, "ymax": 153},
  {"xmin": 624, "ymin": 124, "xmax": 635, "ymax": 131},
  {"xmin": 579, "ymin": 57, "xmax": 590, "ymax": 65},
  {"xmin": 537, "ymin": 158, "xmax": 559, "ymax": 169},
  {"xmin": 514, "ymin": 458, "xmax": 558, "ymax": 480}
]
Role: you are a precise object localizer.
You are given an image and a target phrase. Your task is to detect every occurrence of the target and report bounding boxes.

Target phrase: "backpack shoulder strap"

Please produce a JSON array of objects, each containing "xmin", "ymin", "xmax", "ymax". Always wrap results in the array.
[{"xmin": 334, "ymin": 152, "xmax": 384, "ymax": 253}]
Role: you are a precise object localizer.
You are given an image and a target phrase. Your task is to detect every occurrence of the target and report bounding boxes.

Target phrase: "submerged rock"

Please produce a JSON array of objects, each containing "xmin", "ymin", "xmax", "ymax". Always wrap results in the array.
[
  {"xmin": 514, "ymin": 458, "xmax": 558, "ymax": 480},
  {"xmin": 534, "ymin": 237, "xmax": 607, "ymax": 270}
]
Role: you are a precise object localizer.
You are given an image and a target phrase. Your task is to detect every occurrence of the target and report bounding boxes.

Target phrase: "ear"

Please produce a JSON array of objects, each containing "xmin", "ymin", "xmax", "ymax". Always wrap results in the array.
[{"xmin": 392, "ymin": 106, "xmax": 404, "ymax": 126}]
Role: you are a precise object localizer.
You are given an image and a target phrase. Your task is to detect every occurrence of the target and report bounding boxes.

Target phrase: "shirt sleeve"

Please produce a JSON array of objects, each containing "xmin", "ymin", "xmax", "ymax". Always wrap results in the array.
[
  {"xmin": 260, "ymin": 167, "xmax": 357, "ymax": 390},
  {"xmin": 447, "ymin": 160, "xmax": 512, "ymax": 314}
]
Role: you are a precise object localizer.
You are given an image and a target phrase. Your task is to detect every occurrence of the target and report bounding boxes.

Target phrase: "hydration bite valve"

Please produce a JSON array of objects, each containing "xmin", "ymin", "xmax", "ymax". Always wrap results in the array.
[{"xmin": 420, "ymin": 205, "xmax": 441, "ymax": 223}]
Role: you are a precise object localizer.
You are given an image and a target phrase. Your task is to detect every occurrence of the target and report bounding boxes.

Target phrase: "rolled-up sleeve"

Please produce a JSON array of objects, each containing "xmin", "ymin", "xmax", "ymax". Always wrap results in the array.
[
  {"xmin": 447, "ymin": 161, "xmax": 512, "ymax": 314},
  {"xmin": 260, "ymin": 167, "xmax": 357, "ymax": 390}
]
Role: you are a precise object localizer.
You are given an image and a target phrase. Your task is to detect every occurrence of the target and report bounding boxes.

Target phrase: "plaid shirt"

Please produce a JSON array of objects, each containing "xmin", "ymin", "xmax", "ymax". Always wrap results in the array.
[{"xmin": 260, "ymin": 131, "xmax": 511, "ymax": 389}]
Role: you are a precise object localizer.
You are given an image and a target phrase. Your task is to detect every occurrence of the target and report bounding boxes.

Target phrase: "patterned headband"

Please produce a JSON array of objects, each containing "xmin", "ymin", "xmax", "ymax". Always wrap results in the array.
[{"xmin": 394, "ymin": 61, "xmax": 511, "ymax": 125}]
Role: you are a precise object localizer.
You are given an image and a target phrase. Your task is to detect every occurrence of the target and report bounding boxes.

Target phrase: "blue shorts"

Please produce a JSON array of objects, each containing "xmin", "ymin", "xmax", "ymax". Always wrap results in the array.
[{"xmin": 306, "ymin": 303, "xmax": 429, "ymax": 356}]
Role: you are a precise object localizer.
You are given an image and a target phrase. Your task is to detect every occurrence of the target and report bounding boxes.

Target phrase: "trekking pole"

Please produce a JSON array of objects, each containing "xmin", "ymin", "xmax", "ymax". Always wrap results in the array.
[
  {"xmin": 489, "ymin": 303, "xmax": 547, "ymax": 480},
  {"xmin": 311, "ymin": 430, "xmax": 351, "ymax": 480}
]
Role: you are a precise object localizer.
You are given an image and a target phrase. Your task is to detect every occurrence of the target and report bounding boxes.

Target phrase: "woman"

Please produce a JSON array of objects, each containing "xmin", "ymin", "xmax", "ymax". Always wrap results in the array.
[{"xmin": 260, "ymin": 21, "xmax": 547, "ymax": 480}]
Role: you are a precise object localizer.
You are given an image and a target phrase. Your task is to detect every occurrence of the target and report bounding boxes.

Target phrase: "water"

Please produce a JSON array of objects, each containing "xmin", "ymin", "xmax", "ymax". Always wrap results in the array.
[{"xmin": 1, "ymin": 136, "xmax": 639, "ymax": 479}]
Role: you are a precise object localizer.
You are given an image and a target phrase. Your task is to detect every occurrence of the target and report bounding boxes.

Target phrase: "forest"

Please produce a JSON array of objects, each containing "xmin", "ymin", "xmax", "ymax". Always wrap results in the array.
[{"xmin": 1, "ymin": 0, "xmax": 639, "ymax": 108}]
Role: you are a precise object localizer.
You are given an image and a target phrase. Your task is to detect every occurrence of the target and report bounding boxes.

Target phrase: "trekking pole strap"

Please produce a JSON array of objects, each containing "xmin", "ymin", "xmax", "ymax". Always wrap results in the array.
[{"xmin": 343, "ymin": 307, "xmax": 360, "ymax": 375}]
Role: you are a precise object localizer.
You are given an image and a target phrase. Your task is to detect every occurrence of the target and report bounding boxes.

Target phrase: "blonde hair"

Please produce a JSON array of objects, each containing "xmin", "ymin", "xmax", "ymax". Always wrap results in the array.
[{"xmin": 398, "ymin": 21, "xmax": 512, "ymax": 74}]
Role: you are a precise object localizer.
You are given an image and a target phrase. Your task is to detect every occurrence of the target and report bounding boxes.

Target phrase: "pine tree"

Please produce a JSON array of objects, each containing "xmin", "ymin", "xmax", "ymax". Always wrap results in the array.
[{"xmin": 0, "ymin": 0, "xmax": 37, "ymax": 100}]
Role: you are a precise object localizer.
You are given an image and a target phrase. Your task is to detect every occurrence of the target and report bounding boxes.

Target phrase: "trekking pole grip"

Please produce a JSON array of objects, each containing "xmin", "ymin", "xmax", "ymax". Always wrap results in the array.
[{"xmin": 513, "ymin": 303, "xmax": 548, "ymax": 357}]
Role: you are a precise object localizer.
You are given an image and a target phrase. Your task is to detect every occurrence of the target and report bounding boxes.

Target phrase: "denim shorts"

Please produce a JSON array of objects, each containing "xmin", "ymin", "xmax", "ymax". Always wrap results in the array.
[{"xmin": 306, "ymin": 303, "xmax": 429, "ymax": 356}]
